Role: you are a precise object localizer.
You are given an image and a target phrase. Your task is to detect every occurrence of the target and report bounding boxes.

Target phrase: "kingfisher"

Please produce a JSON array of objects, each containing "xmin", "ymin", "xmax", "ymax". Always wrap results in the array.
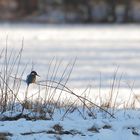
[{"xmin": 26, "ymin": 71, "xmax": 40, "ymax": 86}]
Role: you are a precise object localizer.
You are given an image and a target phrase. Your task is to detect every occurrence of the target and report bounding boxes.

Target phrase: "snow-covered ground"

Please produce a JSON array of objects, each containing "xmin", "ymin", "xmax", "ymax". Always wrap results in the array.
[
  {"xmin": 0, "ymin": 109, "xmax": 140, "ymax": 140},
  {"xmin": 0, "ymin": 24, "xmax": 140, "ymax": 88},
  {"xmin": 0, "ymin": 24, "xmax": 140, "ymax": 140}
]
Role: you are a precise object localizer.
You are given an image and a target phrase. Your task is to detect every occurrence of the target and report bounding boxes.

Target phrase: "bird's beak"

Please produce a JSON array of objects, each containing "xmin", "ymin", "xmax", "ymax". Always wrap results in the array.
[{"xmin": 37, "ymin": 74, "xmax": 40, "ymax": 77}]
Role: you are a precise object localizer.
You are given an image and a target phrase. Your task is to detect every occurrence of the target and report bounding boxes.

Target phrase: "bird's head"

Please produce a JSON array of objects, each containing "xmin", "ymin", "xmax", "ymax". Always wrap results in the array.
[{"xmin": 30, "ymin": 71, "xmax": 40, "ymax": 77}]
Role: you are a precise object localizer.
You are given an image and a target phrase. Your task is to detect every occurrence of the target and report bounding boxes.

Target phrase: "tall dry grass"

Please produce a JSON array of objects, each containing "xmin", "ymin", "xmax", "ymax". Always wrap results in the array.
[{"xmin": 0, "ymin": 45, "xmax": 138, "ymax": 121}]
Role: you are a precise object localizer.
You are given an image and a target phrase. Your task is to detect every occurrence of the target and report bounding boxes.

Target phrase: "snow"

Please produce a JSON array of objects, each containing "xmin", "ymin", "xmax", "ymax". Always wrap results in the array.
[
  {"xmin": 0, "ymin": 24, "xmax": 140, "ymax": 88},
  {"xmin": 0, "ymin": 109, "xmax": 140, "ymax": 140},
  {"xmin": 0, "ymin": 24, "xmax": 140, "ymax": 139},
  {"xmin": 14, "ymin": 87, "xmax": 140, "ymax": 109}
]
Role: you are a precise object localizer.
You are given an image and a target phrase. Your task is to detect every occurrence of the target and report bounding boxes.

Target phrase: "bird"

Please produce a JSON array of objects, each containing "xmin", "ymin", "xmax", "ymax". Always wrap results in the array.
[{"xmin": 26, "ymin": 71, "xmax": 40, "ymax": 86}]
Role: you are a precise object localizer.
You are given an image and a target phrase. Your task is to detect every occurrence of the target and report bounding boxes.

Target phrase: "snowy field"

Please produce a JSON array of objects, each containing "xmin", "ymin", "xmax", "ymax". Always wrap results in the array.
[
  {"xmin": 0, "ymin": 24, "xmax": 140, "ymax": 88},
  {"xmin": 0, "ymin": 24, "xmax": 140, "ymax": 140},
  {"xmin": 0, "ymin": 109, "xmax": 140, "ymax": 140}
]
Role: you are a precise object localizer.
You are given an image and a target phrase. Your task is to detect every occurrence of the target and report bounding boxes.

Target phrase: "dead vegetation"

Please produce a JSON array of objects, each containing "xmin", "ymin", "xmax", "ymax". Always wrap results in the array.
[
  {"xmin": 0, "ymin": 45, "xmax": 138, "ymax": 122},
  {"xmin": 0, "ymin": 46, "xmax": 119, "ymax": 121},
  {"xmin": 0, "ymin": 132, "xmax": 12, "ymax": 140},
  {"xmin": 21, "ymin": 123, "xmax": 84, "ymax": 136}
]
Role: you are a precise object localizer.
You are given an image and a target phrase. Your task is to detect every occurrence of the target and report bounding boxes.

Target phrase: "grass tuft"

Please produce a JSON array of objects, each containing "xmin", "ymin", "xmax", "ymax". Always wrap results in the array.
[{"xmin": 0, "ymin": 46, "xmax": 138, "ymax": 121}]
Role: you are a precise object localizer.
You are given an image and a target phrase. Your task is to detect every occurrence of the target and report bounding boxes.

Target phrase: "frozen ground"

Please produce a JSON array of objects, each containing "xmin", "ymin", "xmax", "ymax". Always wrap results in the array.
[
  {"xmin": 0, "ymin": 109, "xmax": 140, "ymax": 140},
  {"xmin": 0, "ymin": 24, "xmax": 140, "ymax": 88},
  {"xmin": 0, "ymin": 24, "xmax": 140, "ymax": 140}
]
